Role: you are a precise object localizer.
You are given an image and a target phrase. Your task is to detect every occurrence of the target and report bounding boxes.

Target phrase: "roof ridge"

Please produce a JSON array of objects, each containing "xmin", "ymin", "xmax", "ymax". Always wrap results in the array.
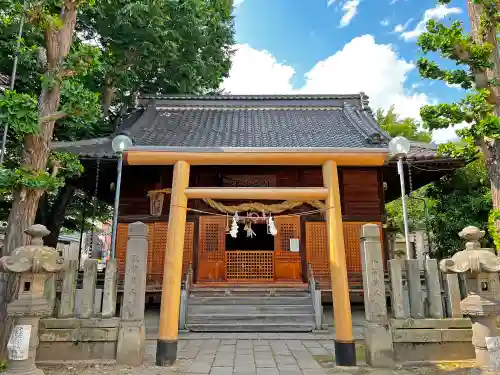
[{"xmin": 139, "ymin": 93, "xmax": 364, "ymax": 100}]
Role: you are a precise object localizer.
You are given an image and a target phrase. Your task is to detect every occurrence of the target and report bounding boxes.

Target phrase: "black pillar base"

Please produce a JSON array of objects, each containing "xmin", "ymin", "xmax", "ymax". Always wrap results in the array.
[
  {"xmin": 334, "ymin": 340, "xmax": 356, "ymax": 366},
  {"xmin": 156, "ymin": 339, "xmax": 178, "ymax": 366}
]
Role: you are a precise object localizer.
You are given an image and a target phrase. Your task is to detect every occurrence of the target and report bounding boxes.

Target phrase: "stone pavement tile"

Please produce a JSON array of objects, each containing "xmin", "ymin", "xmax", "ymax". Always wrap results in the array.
[
  {"xmin": 285, "ymin": 341, "xmax": 305, "ymax": 350},
  {"xmin": 233, "ymin": 365, "xmax": 256, "ymax": 373},
  {"xmin": 256, "ymin": 368, "xmax": 280, "ymax": 375},
  {"xmin": 214, "ymin": 359, "xmax": 235, "ymax": 367},
  {"xmin": 308, "ymin": 348, "xmax": 329, "ymax": 356},
  {"xmin": 235, "ymin": 354, "xmax": 255, "ymax": 361},
  {"xmin": 278, "ymin": 371, "xmax": 303, "ymax": 375},
  {"xmin": 255, "ymin": 359, "xmax": 277, "ymax": 368},
  {"xmin": 276, "ymin": 365, "xmax": 301, "ymax": 371},
  {"xmin": 237, "ymin": 341, "xmax": 254, "ymax": 349},
  {"xmin": 301, "ymin": 369, "xmax": 327, "ymax": 375},
  {"xmin": 297, "ymin": 361, "xmax": 322, "ymax": 370},
  {"xmin": 253, "ymin": 340, "xmax": 269, "ymax": 346},
  {"xmin": 218, "ymin": 345, "xmax": 236, "ymax": 352},
  {"xmin": 275, "ymin": 356, "xmax": 297, "ymax": 365},
  {"xmin": 236, "ymin": 349, "xmax": 254, "ymax": 355},
  {"xmin": 187, "ymin": 362, "xmax": 214, "ymax": 374},
  {"xmin": 179, "ymin": 351, "xmax": 201, "ymax": 360},
  {"xmin": 196, "ymin": 354, "xmax": 216, "ymax": 362},
  {"xmin": 210, "ymin": 367, "xmax": 234, "ymax": 375},
  {"xmin": 254, "ymin": 345, "xmax": 271, "ymax": 352},
  {"xmin": 222, "ymin": 339, "xmax": 237, "ymax": 345}
]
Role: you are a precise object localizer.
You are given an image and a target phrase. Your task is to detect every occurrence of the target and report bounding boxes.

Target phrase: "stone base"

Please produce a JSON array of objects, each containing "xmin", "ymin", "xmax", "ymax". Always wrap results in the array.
[
  {"xmin": 36, "ymin": 341, "xmax": 117, "ymax": 362},
  {"xmin": 394, "ymin": 342, "xmax": 475, "ymax": 363},
  {"xmin": 3, "ymin": 363, "xmax": 44, "ymax": 375},
  {"xmin": 116, "ymin": 320, "xmax": 145, "ymax": 366},
  {"xmin": 363, "ymin": 321, "xmax": 395, "ymax": 368}
]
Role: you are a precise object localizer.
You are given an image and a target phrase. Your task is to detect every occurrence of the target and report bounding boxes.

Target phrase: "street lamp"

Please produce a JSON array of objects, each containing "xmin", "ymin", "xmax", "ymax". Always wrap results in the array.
[
  {"xmin": 389, "ymin": 136, "xmax": 412, "ymax": 259},
  {"xmin": 110, "ymin": 134, "xmax": 133, "ymax": 259}
]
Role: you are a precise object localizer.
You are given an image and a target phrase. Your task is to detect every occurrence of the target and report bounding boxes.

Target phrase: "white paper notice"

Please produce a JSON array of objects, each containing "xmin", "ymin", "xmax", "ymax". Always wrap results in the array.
[
  {"xmin": 485, "ymin": 336, "xmax": 500, "ymax": 372},
  {"xmin": 7, "ymin": 325, "xmax": 31, "ymax": 361},
  {"xmin": 289, "ymin": 238, "xmax": 300, "ymax": 252}
]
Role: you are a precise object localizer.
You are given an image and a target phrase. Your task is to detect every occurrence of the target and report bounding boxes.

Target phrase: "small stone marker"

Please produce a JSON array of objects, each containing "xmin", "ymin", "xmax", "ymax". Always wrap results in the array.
[
  {"xmin": 7, "ymin": 325, "xmax": 31, "ymax": 361},
  {"xmin": 485, "ymin": 336, "xmax": 500, "ymax": 372}
]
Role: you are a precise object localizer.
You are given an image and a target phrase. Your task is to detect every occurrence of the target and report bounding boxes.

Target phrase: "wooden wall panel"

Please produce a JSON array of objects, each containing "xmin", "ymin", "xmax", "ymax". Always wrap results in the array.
[
  {"xmin": 305, "ymin": 221, "xmax": 384, "ymax": 289},
  {"xmin": 341, "ymin": 169, "xmax": 381, "ymax": 217},
  {"xmin": 115, "ymin": 221, "xmax": 195, "ymax": 286},
  {"xmin": 274, "ymin": 216, "xmax": 302, "ymax": 281},
  {"xmin": 197, "ymin": 216, "xmax": 226, "ymax": 282}
]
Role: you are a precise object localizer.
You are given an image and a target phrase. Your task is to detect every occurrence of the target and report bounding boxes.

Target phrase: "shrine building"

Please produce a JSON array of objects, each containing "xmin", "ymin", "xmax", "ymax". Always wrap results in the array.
[{"xmin": 57, "ymin": 94, "xmax": 465, "ymax": 365}]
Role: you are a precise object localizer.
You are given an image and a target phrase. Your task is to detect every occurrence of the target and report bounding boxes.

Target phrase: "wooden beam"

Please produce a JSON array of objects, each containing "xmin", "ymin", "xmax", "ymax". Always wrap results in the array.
[
  {"xmin": 184, "ymin": 187, "xmax": 328, "ymax": 200},
  {"xmin": 125, "ymin": 151, "xmax": 387, "ymax": 166}
]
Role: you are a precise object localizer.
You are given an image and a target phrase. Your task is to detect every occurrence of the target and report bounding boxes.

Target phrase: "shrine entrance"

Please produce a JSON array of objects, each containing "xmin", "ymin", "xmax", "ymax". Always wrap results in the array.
[{"xmin": 196, "ymin": 215, "xmax": 303, "ymax": 283}]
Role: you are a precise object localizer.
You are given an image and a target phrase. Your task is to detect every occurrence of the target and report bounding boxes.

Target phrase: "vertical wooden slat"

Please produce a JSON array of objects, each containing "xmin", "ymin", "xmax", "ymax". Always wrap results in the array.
[
  {"xmin": 116, "ymin": 223, "xmax": 129, "ymax": 277},
  {"xmin": 182, "ymin": 222, "xmax": 195, "ymax": 277}
]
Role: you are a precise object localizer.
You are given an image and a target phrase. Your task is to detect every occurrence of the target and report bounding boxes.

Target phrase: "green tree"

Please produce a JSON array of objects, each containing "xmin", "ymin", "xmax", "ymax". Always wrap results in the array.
[
  {"xmin": 426, "ymin": 158, "xmax": 492, "ymax": 258},
  {"xmin": 375, "ymin": 106, "xmax": 432, "ymax": 143},
  {"xmin": 0, "ymin": 0, "xmax": 235, "ymax": 249},
  {"xmin": 416, "ymin": 0, "xmax": 500, "ymax": 245}
]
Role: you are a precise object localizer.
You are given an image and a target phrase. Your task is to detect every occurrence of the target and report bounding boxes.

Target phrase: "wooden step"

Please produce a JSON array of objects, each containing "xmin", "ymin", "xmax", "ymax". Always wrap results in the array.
[
  {"xmin": 189, "ymin": 288, "xmax": 311, "ymax": 297},
  {"xmin": 186, "ymin": 322, "xmax": 315, "ymax": 332}
]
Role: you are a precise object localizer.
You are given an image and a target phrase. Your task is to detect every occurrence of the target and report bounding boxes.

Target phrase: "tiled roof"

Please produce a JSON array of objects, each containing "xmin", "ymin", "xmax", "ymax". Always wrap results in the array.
[
  {"xmin": 0, "ymin": 74, "xmax": 9, "ymax": 90},
  {"xmin": 54, "ymin": 93, "xmax": 392, "ymax": 158}
]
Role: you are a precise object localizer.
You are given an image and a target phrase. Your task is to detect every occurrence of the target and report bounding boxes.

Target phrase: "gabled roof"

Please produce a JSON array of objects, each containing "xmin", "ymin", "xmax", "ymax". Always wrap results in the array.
[{"xmin": 54, "ymin": 93, "xmax": 392, "ymax": 158}]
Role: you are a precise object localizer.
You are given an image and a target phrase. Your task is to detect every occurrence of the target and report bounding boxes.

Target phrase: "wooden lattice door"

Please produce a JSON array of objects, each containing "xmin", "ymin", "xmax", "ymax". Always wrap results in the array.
[
  {"xmin": 274, "ymin": 216, "xmax": 302, "ymax": 281},
  {"xmin": 305, "ymin": 221, "xmax": 330, "ymax": 288},
  {"xmin": 197, "ymin": 216, "xmax": 226, "ymax": 282}
]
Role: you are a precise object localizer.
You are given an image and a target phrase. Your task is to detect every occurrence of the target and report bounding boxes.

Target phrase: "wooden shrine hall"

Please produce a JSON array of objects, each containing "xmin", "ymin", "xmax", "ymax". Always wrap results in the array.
[{"xmin": 57, "ymin": 94, "xmax": 465, "ymax": 366}]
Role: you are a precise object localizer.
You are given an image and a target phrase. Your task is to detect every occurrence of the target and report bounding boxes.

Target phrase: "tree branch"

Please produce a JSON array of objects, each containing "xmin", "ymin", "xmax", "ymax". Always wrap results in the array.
[{"xmin": 39, "ymin": 111, "xmax": 68, "ymax": 123}]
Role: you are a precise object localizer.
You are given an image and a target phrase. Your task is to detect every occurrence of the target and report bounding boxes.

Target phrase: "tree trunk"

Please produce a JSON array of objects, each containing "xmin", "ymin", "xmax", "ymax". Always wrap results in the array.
[
  {"xmin": 43, "ymin": 185, "xmax": 77, "ymax": 247},
  {"xmin": 467, "ymin": 0, "xmax": 500, "ymax": 215},
  {"xmin": 0, "ymin": 1, "xmax": 79, "ymax": 358},
  {"xmin": 102, "ymin": 80, "xmax": 115, "ymax": 119}
]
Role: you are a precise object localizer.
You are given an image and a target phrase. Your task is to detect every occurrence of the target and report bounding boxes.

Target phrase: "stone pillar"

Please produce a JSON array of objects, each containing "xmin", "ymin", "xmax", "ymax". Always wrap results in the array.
[
  {"xmin": 102, "ymin": 259, "xmax": 118, "ymax": 318},
  {"xmin": 57, "ymin": 260, "xmax": 78, "ymax": 318},
  {"xmin": 116, "ymin": 222, "xmax": 148, "ymax": 366},
  {"xmin": 157, "ymin": 160, "xmax": 190, "ymax": 366},
  {"xmin": 322, "ymin": 160, "xmax": 355, "ymax": 366},
  {"xmin": 0, "ymin": 225, "xmax": 64, "ymax": 375},
  {"xmin": 360, "ymin": 224, "xmax": 395, "ymax": 368},
  {"xmin": 440, "ymin": 226, "xmax": 500, "ymax": 372}
]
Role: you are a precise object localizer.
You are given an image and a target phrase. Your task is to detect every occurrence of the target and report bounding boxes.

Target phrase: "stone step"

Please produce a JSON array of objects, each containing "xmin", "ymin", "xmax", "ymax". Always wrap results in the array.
[
  {"xmin": 188, "ymin": 296, "xmax": 312, "ymax": 305},
  {"xmin": 188, "ymin": 304, "xmax": 314, "ymax": 314},
  {"xmin": 189, "ymin": 288, "xmax": 310, "ymax": 297},
  {"xmin": 186, "ymin": 322, "xmax": 315, "ymax": 332},
  {"xmin": 188, "ymin": 313, "xmax": 315, "ymax": 324}
]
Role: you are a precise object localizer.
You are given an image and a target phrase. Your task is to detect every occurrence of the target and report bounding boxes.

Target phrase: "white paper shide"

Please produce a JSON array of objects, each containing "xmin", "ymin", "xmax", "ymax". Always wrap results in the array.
[{"xmin": 7, "ymin": 325, "xmax": 31, "ymax": 361}]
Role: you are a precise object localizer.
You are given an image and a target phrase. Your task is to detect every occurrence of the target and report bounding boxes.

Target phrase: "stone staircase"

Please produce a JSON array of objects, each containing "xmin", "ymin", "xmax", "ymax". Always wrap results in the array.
[{"xmin": 186, "ymin": 286, "xmax": 316, "ymax": 332}]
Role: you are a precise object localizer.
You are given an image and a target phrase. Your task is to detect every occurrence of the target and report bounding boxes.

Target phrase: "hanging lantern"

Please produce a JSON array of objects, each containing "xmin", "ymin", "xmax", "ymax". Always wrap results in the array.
[
  {"xmin": 268, "ymin": 214, "xmax": 278, "ymax": 236},
  {"xmin": 149, "ymin": 192, "xmax": 165, "ymax": 216}
]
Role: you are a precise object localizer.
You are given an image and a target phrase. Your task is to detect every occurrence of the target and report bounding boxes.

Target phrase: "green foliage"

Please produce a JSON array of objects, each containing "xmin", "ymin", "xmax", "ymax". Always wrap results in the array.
[
  {"xmin": 0, "ymin": 90, "xmax": 39, "ymax": 139},
  {"xmin": 0, "ymin": 167, "xmax": 64, "ymax": 194},
  {"xmin": 375, "ymin": 106, "xmax": 432, "ymax": 142},
  {"xmin": 0, "ymin": 359, "xmax": 6, "ymax": 371},
  {"xmin": 426, "ymin": 159, "xmax": 493, "ymax": 258},
  {"xmin": 386, "ymin": 189, "xmax": 433, "ymax": 233}
]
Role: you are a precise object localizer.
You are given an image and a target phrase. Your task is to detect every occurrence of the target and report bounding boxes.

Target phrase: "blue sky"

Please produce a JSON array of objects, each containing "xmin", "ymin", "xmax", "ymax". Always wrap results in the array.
[{"xmin": 222, "ymin": 0, "xmax": 470, "ymax": 142}]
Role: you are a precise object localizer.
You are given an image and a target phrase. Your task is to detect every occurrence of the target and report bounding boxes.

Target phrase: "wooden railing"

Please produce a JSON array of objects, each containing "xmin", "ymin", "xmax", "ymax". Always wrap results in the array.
[{"xmin": 225, "ymin": 251, "xmax": 274, "ymax": 280}]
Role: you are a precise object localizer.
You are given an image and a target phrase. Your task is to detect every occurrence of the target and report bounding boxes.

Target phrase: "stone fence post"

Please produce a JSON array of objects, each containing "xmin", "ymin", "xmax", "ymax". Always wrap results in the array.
[
  {"xmin": 360, "ymin": 224, "xmax": 395, "ymax": 368},
  {"xmin": 116, "ymin": 222, "xmax": 148, "ymax": 366}
]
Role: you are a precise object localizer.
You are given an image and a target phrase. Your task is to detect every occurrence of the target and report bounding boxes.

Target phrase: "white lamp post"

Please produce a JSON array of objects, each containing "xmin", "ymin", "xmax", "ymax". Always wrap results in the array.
[
  {"xmin": 110, "ymin": 134, "xmax": 133, "ymax": 258},
  {"xmin": 388, "ymin": 136, "xmax": 412, "ymax": 259}
]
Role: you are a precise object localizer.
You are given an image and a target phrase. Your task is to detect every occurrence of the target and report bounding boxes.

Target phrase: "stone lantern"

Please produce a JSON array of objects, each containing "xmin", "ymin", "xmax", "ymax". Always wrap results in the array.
[
  {"xmin": 0, "ymin": 225, "xmax": 64, "ymax": 375},
  {"xmin": 440, "ymin": 226, "xmax": 500, "ymax": 371}
]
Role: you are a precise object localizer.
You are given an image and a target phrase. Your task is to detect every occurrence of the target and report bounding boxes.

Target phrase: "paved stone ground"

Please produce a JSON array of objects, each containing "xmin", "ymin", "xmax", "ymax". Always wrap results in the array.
[{"xmin": 42, "ymin": 338, "xmax": 479, "ymax": 375}]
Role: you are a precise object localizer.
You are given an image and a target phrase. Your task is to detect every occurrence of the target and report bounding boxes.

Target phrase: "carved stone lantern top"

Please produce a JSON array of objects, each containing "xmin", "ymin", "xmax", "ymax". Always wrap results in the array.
[
  {"xmin": 440, "ymin": 226, "xmax": 500, "ymax": 317},
  {"xmin": 440, "ymin": 226, "xmax": 500, "ymax": 275},
  {"xmin": 0, "ymin": 224, "xmax": 64, "ymax": 275}
]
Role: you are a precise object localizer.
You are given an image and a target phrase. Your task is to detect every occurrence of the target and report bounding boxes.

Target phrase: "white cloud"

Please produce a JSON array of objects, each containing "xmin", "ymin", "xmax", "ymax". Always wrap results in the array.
[
  {"xmin": 327, "ymin": 0, "xmax": 338, "ymax": 6},
  {"xmin": 233, "ymin": 0, "xmax": 244, "ymax": 7},
  {"xmin": 339, "ymin": 0, "xmax": 360, "ymax": 28},
  {"xmin": 390, "ymin": 0, "xmax": 400, "ymax": 4},
  {"xmin": 222, "ymin": 36, "xmax": 460, "ymax": 142},
  {"xmin": 221, "ymin": 44, "xmax": 295, "ymax": 94},
  {"xmin": 380, "ymin": 18, "xmax": 390, "ymax": 27},
  {"xmin": 400, "ymin": 4, "xmax": 462, "ymax": 41},
  {"xmin": 393, "ymin": 18, "xmax": 413, "ymax": 33}
]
